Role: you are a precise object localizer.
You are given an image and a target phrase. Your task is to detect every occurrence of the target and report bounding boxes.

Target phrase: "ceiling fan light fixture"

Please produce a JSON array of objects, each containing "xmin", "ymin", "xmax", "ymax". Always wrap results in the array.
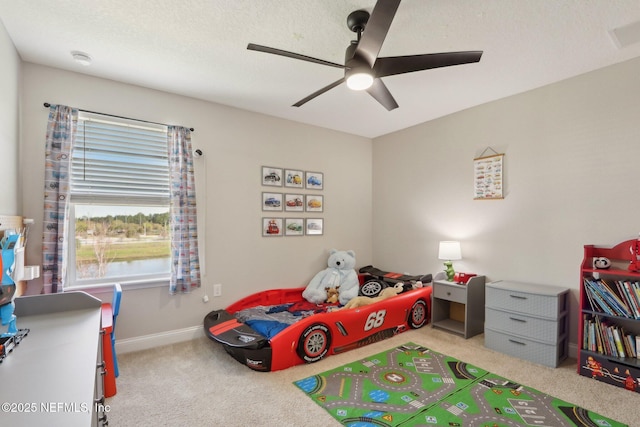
[{"xmin": 346, "ymin": 70, "xmax": 374, "ymax": 90}]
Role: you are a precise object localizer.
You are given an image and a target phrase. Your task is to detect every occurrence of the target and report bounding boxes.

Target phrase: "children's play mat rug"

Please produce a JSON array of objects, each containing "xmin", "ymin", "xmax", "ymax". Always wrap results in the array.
[{"xmin": 294, "ymin": 342, "xmax": 627, "ymax": 427}]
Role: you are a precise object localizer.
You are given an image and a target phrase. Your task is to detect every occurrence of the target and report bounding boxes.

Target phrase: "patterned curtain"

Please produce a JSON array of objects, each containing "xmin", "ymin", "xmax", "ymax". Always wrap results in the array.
[
  {"xmin": 42, "ymin": 104, "xmax": 78, "ymax": 294},
  {"xmin": 167, "ymin": 126, "xmax": 201, "ymax": 294}
]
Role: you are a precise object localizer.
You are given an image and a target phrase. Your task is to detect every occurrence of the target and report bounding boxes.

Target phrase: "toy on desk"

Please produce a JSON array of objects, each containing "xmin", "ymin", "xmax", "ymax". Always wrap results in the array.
[
  {"xmin": 443, "ymin": 261, "xmax": 455, "ymax": 281},
  {"xmin": 325, "ymin": 286, "xmax": 340, "ymax": 304},
  {"xmin": 453, "ymin": 272, "xmax": 477, "ymax": 284},
  {"xmin": 593, "ymin": 257, "xmax": 611, "ymax": 270},
  {"xmin": 1, "ymin": 230, "xmax": 30, "ymax": 361}
]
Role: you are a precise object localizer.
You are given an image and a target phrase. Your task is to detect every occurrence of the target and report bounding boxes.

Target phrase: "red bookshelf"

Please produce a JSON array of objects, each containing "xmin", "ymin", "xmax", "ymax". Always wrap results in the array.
[{"xmin": 578, "ymin": 239, "xmax": 640, "ymax": 393}]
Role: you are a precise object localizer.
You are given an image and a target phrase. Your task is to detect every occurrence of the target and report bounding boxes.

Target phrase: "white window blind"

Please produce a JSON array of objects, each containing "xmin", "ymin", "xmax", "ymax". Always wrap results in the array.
[{"xmin": 71, "ymin": 112, "xmax": 169, "ymax": 205}]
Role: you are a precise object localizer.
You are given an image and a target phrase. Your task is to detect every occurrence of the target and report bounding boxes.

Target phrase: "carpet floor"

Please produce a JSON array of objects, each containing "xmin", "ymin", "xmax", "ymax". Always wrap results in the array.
[{"xmin": 105, "ymin": 327, "xmax": 638, "ymax": 426}]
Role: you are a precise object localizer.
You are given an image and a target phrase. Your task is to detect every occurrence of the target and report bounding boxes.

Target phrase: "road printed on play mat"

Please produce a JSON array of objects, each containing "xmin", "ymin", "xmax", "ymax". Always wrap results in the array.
[{"xmin": 295, "ymin": 342, "xmax": 627, "ymax": 427}]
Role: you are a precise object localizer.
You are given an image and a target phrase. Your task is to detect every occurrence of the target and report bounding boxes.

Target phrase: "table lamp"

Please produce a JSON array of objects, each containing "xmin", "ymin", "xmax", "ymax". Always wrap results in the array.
[{"xmin": 438, "ymin": 241, "xmax": 462, "ymax": 282}]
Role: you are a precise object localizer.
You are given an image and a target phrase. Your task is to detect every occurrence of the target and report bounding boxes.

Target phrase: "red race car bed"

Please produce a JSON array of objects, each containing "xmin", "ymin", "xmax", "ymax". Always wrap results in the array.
[{"xmin": 204, "ymin": 269, "xmax": 433, "ymax": 372}]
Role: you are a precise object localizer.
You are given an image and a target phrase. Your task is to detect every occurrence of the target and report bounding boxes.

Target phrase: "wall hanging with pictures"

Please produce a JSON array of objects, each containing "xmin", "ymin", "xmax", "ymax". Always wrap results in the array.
[
  {"xmin": 284, "ymin": 193, "xmax": 304, "ymax": 212},
  {"xmin": 474, "ymin": 148, "xmax": 504, "ymax": 200},
  {"xmin": 262, "ymin": 166, "xmax": 283, "ymax": 186},
  {"xmin": 262, "ymin": 217, "xmax": 283, "ymax": 237},
  {"xmin": 284, "ymin": 169, "xmax": 304, "ymax": 188},
  {"xmin": 306, "ymin": 218, "xmax": 323, "ymax": 236},
  {"xmin": 262, "ymin": 192, "xmax": 283, "ymax": 211},
  {"xmin": 284, "ymin": 218, "xmax": 304, "ymax": 236},
  {"xmin": 305, "ymin": 195, "xmax": 323, "ymax": 212},
  {"xmin": 305, "ymin": 171, "xmax": 323, "ymax": 190},
  {"xmin": 261, "ymin": 166, "xmax": 325, "ymax": 237}
]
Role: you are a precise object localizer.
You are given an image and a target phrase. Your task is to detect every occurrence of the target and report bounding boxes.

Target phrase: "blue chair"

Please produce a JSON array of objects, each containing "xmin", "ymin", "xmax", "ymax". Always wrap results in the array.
[{"xmin": 111, "ymin": 283, "xmax": 122, "ymax": 377}]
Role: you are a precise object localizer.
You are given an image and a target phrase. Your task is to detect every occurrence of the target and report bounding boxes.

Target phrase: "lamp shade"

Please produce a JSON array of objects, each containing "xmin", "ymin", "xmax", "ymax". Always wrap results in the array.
[{"xmin": 438, "ymin": 241, "xmax": 462, "ymax": 260}]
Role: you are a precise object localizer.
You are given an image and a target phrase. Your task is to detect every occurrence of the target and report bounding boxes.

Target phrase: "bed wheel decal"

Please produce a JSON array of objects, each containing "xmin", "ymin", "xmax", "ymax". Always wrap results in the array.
[
  {"xmin": 298, "ymin": 324, "xmax": 331, "ymax": 363},
  {"xmin": 409, "ymin": 299, "xmax": 428, "ymax": 329},
  {"xmin": 359, "ymin": 280, "xmax": 387, "ymax": 297}
]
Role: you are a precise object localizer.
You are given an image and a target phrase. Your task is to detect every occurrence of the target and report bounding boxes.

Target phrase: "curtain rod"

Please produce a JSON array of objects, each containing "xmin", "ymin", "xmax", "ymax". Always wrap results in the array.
[{"xmin": 43, "ymin": 103, "xmax": 194, "ymax": 132}]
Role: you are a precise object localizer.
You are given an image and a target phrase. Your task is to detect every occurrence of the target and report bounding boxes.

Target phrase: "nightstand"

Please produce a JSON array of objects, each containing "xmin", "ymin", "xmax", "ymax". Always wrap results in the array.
[{"xmin": 431, "ymin": 276, "xmax": 486, "ymax": 338}]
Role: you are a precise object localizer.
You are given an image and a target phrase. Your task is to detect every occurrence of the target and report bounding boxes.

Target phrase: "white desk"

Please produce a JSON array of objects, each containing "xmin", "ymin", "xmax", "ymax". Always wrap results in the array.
[{"xmin": 1, "ymin": 292, "xmax": 105, "ymax": 426}]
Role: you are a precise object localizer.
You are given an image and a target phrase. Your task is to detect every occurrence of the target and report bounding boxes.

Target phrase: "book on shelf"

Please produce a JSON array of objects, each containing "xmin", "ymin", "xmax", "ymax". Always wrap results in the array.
[
  {"xmin": 626, "ymin": 281, "xmax": 640, "ymax": 317},
  {"xmin": 612, "ymin": 328, "xmax": 627, "ymax": 358},
  {"xmin": 582, "ymin": 314, "xmax": 637, "ymax": 359},
  {"xmin": 617, "ymin": 280, "xmax": 640, "ymax": 319},
  {"xmin": 583, "ymin": 277, "xmax": 636, "ymax": 318}
]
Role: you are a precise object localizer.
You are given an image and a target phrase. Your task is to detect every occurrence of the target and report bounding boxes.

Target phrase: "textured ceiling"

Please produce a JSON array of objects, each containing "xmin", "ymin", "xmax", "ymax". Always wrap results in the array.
[{"xmin": 2, "ymin": 0, "xmax": 640, "ymax": 138}]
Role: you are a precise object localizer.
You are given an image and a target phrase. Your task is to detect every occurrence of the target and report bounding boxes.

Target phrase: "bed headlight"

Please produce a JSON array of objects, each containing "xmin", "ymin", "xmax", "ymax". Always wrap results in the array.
[{"xmin": 238, "ymin": 335, "xmax": 256, "ymax": 343}]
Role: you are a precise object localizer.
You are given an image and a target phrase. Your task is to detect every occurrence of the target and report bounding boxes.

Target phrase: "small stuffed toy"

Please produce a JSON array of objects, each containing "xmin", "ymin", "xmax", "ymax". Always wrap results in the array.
[
  {"xmin": 325, "ymin": 286, "xmax": 340, "ymax": 304},
  {"xmin": 303, "ymin": 249, "xmax": 359, "ymax": 305},
  {"xmin": 340, "ymin": 283, "xmax": 403, "ymax": 310}
]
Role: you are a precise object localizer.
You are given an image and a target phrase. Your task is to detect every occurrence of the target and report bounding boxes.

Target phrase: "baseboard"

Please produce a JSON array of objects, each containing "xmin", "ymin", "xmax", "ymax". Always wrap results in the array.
[{"xmin": 115, "ymin": 325, "xmax": 205, "ymax": 354}]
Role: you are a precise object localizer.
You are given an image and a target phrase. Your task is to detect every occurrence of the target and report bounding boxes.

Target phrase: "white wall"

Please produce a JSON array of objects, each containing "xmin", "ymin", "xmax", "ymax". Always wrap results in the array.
[
  {"xmin": 0, "ymin": 20, "xmax": 20, "ymax": 213},
  {"xmin": 20, "ymin": 63, "xmax": 373, "ymax": 342},
  {"xmin": 372, "ymin": 56, "xmax": 640, "ymax": 345}
]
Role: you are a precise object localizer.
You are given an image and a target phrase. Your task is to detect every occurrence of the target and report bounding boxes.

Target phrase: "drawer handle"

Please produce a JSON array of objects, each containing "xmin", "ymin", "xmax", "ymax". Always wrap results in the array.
[
  {"xmin": 509, "ymin": 294, "xmax": 527, "ymax": 300},
  {"xmin": 509, "ymin": 317, "xmax": 526, "ymax": 323},
  {"xmin": 446, "ymin": 292, "xmax": 451, "ymax": 296},
  {"xmin": 508, "ymin": 339, "xmax": 526, "ymax": 346}
]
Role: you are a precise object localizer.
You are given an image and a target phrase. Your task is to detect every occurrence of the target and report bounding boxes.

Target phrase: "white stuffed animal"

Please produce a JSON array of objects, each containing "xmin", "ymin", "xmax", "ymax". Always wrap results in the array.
[{"xmin": 303, "ymin": 249, "xmax": 359, "ymax": 305}]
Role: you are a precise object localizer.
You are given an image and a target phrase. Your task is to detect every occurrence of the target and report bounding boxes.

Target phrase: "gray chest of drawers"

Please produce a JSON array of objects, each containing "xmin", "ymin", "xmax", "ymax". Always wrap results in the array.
[{"xmin": 484, "ymin": 280, "xmax": 569, "ymax": 367}]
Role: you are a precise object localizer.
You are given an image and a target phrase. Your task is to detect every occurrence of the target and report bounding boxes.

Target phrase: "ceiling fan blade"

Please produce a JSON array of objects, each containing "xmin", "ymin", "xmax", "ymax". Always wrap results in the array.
[
  {"xmin": 292, "ymin": 78, "xmax": 345, "ymax": 107},
  {"xmin": 374, "ymin": 51, "xmax": 483, "ymax": 77},
  {"xmin": 247, "ymin": 43, "xmax": 345, "ymax": 69},
  {"xmin": 366, "ymin": 78, "xmax": 399, "ymax": 111},
  {"xmin": 355, "ymin": 0, "xmax": 401, "ymax": 67}
]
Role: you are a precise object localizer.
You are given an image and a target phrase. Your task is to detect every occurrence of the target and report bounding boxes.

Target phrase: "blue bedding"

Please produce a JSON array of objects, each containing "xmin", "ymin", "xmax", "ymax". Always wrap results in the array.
[{"xmin": 235, "ymin": 302, "xmax": 337, "ymax": 339}]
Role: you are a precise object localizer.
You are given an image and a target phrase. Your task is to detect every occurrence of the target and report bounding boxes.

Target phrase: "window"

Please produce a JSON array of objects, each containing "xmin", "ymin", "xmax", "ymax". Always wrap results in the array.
[{"xmin": 67, "ymin": 112, "xmax": 171, "ymax": 287}]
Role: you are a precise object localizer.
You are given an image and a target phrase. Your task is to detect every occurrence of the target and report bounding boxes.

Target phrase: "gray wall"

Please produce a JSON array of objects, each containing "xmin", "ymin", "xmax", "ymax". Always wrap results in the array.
[
  {"xmin": 19, "ymin": 63, "xmax": 373, "ymax": 342},
  {"xmin": 372, "ymin": 56, "xmax": 640, "ymax": 346},
  {"xmin": 0, "ymin": 20, "xmax": 20, "ymax": 213}
]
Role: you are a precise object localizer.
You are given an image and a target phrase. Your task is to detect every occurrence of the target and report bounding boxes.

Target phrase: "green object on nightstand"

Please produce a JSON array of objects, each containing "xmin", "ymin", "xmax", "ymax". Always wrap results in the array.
[{"xmin": 443, "ymin": 261, "xmax": 455, "ymax": 281}]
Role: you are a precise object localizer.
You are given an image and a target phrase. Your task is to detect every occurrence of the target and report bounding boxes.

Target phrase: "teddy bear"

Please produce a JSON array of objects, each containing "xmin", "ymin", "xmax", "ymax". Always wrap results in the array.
[
  {"xmin": 303, "ymin": 249, "xmax": 359, "ymax": 305},
  {"xmin": 325, "ymin": 286, "xmax": 340, "ymax": 304}
]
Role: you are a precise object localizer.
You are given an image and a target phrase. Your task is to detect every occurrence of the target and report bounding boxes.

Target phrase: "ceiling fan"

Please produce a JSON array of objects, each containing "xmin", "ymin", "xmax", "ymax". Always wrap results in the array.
[{"xmin": 247, "ymin": 0, "xmax": 483, "ymax": 111}]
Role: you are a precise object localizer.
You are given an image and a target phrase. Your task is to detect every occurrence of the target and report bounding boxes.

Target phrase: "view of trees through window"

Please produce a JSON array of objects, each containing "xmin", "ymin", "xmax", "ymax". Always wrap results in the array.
[{"xmin": 74, "ymin": 205, "xmax": 170, "ymax": 280}]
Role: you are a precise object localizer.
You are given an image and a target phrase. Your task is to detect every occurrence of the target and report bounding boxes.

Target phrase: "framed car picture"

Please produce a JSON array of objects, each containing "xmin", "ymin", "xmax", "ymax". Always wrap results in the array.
[
  {"xmin": 262, "ymin": 166, "xmax": 283, "ymax": 186},
  {"xmin": 305, "ymin": 194, "xmax": 323, "ymax": 212},
  {"xmin": 284, "ymin": 218, "xmax": 304, "ymax": 236},
  {"xmin": 306, "ymin": 218, "xmax": 323, "ymax": 236},
  {"xmin": 262, "ymin": 217, "xmax": 283, "ymax": 237},
  {"xmin": 284, "ymin": 169, "xmax": 304, "ymax": 188},
  {"xmin": 262, "ymin": 192, "xmax": 283, "ymax": 211},
  {"xmin": 305, "ymin": 171, "xmax": 323, "ymax": 190},
  {"xmin": 284, "ymin": 193, "xmax": 304, "ymax": 212}
]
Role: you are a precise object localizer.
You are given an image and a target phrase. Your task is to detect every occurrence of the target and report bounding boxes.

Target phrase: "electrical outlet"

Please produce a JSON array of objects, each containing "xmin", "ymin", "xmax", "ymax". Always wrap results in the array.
[
  {"xmin": 213, "ymin": 283, "xmax": 222, "ymax": 297},
  {"xmin": 202, "ymin": 294, "xmax": 209, "ymax": 303}
]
